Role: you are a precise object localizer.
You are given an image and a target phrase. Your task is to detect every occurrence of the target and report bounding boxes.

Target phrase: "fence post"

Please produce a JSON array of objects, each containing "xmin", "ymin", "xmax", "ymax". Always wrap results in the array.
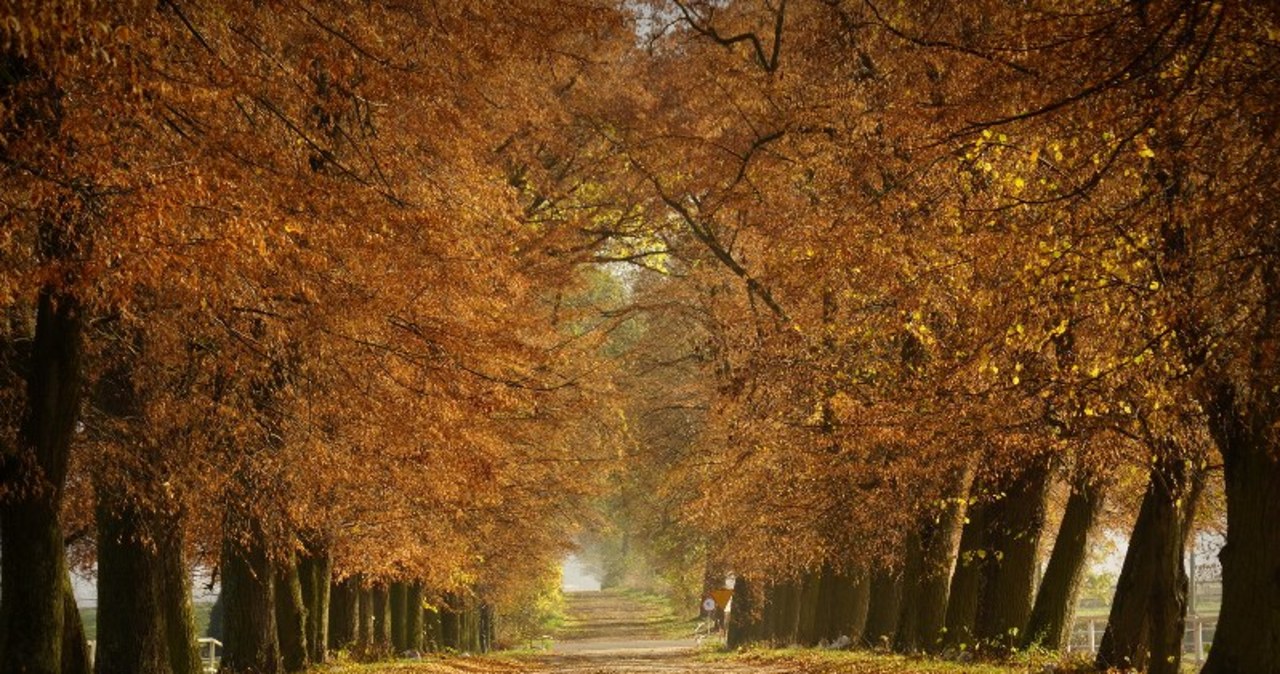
[{"xmin": 1088, "ymin": 619, "xmax": 1096, "ymax": 653}]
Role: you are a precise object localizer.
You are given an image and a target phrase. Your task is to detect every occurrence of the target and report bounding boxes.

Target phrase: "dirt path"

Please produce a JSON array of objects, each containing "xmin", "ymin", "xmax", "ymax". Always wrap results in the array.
[{"xmin": 522, "ymin": 590, "xmax": 787, "ymax": 673}]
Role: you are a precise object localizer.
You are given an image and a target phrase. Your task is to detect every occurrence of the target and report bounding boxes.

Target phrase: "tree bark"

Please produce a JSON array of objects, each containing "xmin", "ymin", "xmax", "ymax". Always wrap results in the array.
[
  {"xmin": 274, "ymin": 557, "xmax": 308, "ymax": 672},
  {"xmin": 219, "ymin": 530, "xmax": 281, "ymax": 674},
  {"xmin": 727, "ymin": 576, "xmax": 758, "ymax": 648},
  {"xmin": 158, "ymin": 521, "xmax": 200, "ymax": 674},
  {"xmin": 62, "ymin": 582, "xmax": 92, "ymax": 674},
  {"xmin": 1023, "ymin": 477, "xmax": 1105, "ymax": 650},
  {"xmin": 1097, "ymin": 452, "xmax": 1203, "ymax": 673},
  {"xmin": 795, "ymin": 571, "xmax": 821, "ymax": 646},
  {"xmin": 944, "ymin": 498, "xmax": 987, "ymax": 650},
  {"xmin": 833, "ymin": 567, "xmax": 870, "ymax": 643},
  {"xmin": 356, "ymin": 584, "xmax": 374, "ymax": 651},
  {"xmin": 389, "ymin": 582, "xmax": 407, "ymax": 652},
  {"xmin": 405, "ymin": 583, "xmax": 424, "ymax": 652},
  {"xmin": 94, "ymin": 502, "xmax": 169, "ymax": 674},
  {"xmin": 440, "ymin": 595, "xmax": 460, "ymax": 650},
  {"xmin": 1200, "ymin": 379, "xmax": 1280, "ymax": 674},
  {"xmin": 372, "ymin": 585, "xmax": 391, "ymax": 652},
  {"xmin": 894, "ymin": 529, "xmax": 927, "ymax": 652},
  {"xmin": 327, "ymin": 578, "xmax": 358, "ymax": 651},
  {"xmin": 0, "ymin": 288, "xmax": 86, "ymax": 673},
  {"xmin": 297, "ymin": 547, "xmax": 330, "ymax": 663},
  {"xmin": 974, "ymin": 461, "xmax": 1050, "ymax": 649},
  {"xmin": 862, "ymin": 565, "xmax": 901, "ymax": 648}
]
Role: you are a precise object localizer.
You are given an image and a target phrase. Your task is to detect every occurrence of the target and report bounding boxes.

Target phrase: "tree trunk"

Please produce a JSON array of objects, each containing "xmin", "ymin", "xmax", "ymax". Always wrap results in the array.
[
  {"xmin": 834, "ymin": 567, "xmax": 870, "ymax": 643},
  {"xmin": 356, "ymin": 584, "xmax": 374, "ymax": 651},
  {"xmin": 372, "ymin": 585, "xmax": 391, "ymax": 652},
  {"xmin": 389, "ymin": 582, "xmax": 407, "ymax": 652},
  {"xmin": 944, "ymin": 498, "xmax": 987, "ymax": 650},
  {"xmin": 219, "ymin": 531, "xmax": 281, "ymax": 674},
  {"xmin": 1097, "ymin": 453, "xmax": 1203, "ymax": 673},
  {"xmin": 974, "ymin": 462, "xmax": 1050, "ymax": 649},
  {"xmin": 62, "ymin": 582, "xmax": 92, "ymax": 674},
  {"xmin": 862, "ymin": 566, "xmax": 901, "ymax": 648},
  {"xmin": 405, "ymin": 583, "xmax": 424, "ymax": 652},
  {"xmin": 0, "ymin": 288, "xmax": 85, "ymax": 673},
  {"xmin": 795, "ymin": 571, "xmax": 821, "ymax": 646},
  {"xmin": 94, "ymin": 503, "xmax": 169, "ymax": 674},
  {"xmin": 814, "ymin": 564, "xmax": 839, "ymax": 643},
  {"xmin": 1200, "ymin": 378, "xmax": 1280, "ymax": 674},
  {"xmin": 327, "ymin": 578, "xmax": 358, "ymax": 651},
  {"xmin": 274, "ymin": 557, "xmax": 308, "ymax": 672},
  {"xmin": 440, "ymin": 596, "xmax": 460, "ymax": 650},
  {"xmin": 895, "ymin": 529, "xmax": 927, "ymax": 652},
  {"xmin": 479, "ymin": 604, "xmax": 493, "ymax": 653},
  {"xmin": 158, "ymin": 521, "xmax": 200, "ymax": 674},
  {"xmin": 1024, "ymin": 478, "xmax": 1104, "ymax": 650},
  {"xmin": 727, "ymin": 576, "xmax": 758, "ymax": 648},
  {"xmin": 298, "ymin": 548, "xmax": 330, "ymax": 663}
]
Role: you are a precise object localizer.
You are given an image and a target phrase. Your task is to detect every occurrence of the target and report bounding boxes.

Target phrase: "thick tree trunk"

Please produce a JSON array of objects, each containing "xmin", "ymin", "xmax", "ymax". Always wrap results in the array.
[
  {"xmin": 274, "ymin": 558, "xmax": 309, "ymax": 672},
  {"xmin": 0, "ymin": 289, "xmax": 85, "ymax": 674},
  {"xmin": 372, "ymin": 585, "xmax": 391, "ymax": 652},
  {"xmin": 727, "ymin": 576, "xmax": 758, "ymax": 648},
  {"xmin": 1201, "ymin": 381, "xmax": 1280, "ymax": 674},
  {"xmin": 1097, "ymin": 453, "xmax": 1202, "ymax": 674},
  {"xmin": 94, "ymin": 503, "xmax": 169, "ymax": 674},
  {"xmin": 219, "ymin": 531, "xmax": 281, "ymax": 674},
  {"xmin": 894, "ymin": 529, "xmax": 927, "ymax": 652},
  {"xmin": 814, "ymin": 564, "xmax": 839, "ymax": 643},
  {"xmin": 440, "ymin": 596, "xmax": 460, "ymax": 650},
  {"xmin": 974, "ymin": 462, "xmax": 1050, "ymax": 649},
  {"xmin": 479, "ymin": 604, "xmax": 493, "ymax": 653},
  {"xmin": 356, "ymin": 584, "xmax": 374, "ymax": 651},
  {"xmin": 389, "ymin": 582, "xmax": 407, "ymax": 652},
  {"xmin": 834, "ymin": 567, "xmax": 870, "ymax": 643},
  {"xmin": 327, "ymin": 578, "xmax": 358, "ymax": 651},
  {"xmin": 61, "ymin": 582, "xmax": 92, "ymax": 674},
  {"xmin": 405, "ymin": 583, "xmax": 424, "ymax": 652},
  {"xmin": 158, "ymin": 522, "xmax": 200, "ymax": 674},
  {"xmin": 758, "ymin": 583, "xmax": 777, "ymax": 643},
  {"xmin": 297, "ymin": 547, "xmax": 330, "ymax": 663},
  {"xmin": 796, "ymin": 571, "xmax": 821, "ymax": 646},
  {"xmin": 1023, "ymin": 478, "xmax": 1104, "ymax": 651},
  {"xmin": 862, "ymin": 566, "xmax": 901, "ymax": 648},
  {"xmin": 944, "ymin": 498, "xmax": 987, "ymax": 649}
]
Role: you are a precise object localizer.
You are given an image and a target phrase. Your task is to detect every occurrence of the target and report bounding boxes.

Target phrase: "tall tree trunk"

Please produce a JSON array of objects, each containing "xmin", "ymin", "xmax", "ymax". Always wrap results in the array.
[
  {"xmin": 758, "ymin": 583, "xmax": 777, "ymax": 643},
  {"xmin": 327, "ymin": 578, "xmax": 358, "ymax": 651},
  {"xmin": 0, "ymin": 288, "xmax": 85, "ymax": 673},
  {"xmin": 814, "ymin": 564, "xmax": 839, "ymax": 643},
  {"xmin": 894, "ymin": 529, "xmax": 927, "ymax": 652},
  {"xmin": 900, "ymin": 472, "xmax": 971, "ymax": 653},
  {"xmin": 1097, "ymin": 452, "xmax": 1203, "ymax": 674},
  {"xmin": 974, "ymin": 461, "xmax": 1050, "ymax": 649},
  {"xmin": 405, "ymin": 583, "xmax": 424, "ymax": 652},
  {"xmin": 389, "ymin": 582, "xmax": 407, "ymax": 652},
  {"xmin": 423, "ymin": 607, "xmax": 442, "ymax": 651},
  {"xmin": 439, "ymin": 595, "xmax": 459, "ymax": 650},
  {"xmin": 1201, "ymin": 378, "xmax": 1280, "ymax": 674},
  {"xmin": 298, "ymin": 547, "xmax": 330, "ymax": 663},
  {"xmin": 727, "ymin": 576, "xmax": 758, "ymax": 648},
  {"xmin": 862, "ymin": 566, "xmax": 901, "ymax": 648},
  {"xmin": 94, "ymin": 503, "xmax": 168, "ymax": 674},
  {"xmin": 372, "ymin": 585, "xmax": 391, "ymax": 652},
  {"xmin": 479, "ymin": 603, "xmax": 493, "ymax": 653},
  {"xmin": 796, "ymin": 571, "xmax": 821, "ymax": 646},
  {"xmin": 219, "ymin": 530, "xmax": 281, "ymax": 674},
  {"xmin": 274, "ymin": 557, "xmax": 308, "ymax": 672},
  {"xmin": 158, "ymin": 520, "xmax": 200, "ymax": 674},
  {"xmin": 356, "ymin": 585, "xmax": 374, "ymax": 651},
  {"xmin": 62, "ymin": 581, "xmax": 92, "ymax": 674},
  {"xmin": 1023, "ymin": 477, "xmax": 1105, "ymax": 650},
  {"xmin": 833, "ymin": 566, "xmax": 870, "ymax": 643},
  {"xmin": 944, "ymin": 498, "xmax": 988, "ymax": 649}
]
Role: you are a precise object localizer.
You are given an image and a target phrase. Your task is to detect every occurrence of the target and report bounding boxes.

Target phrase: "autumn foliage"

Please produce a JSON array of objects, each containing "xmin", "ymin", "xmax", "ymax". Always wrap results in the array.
[{"xmin": 1, "ymin": 1, "xmax": 1278, "ymax": 674}]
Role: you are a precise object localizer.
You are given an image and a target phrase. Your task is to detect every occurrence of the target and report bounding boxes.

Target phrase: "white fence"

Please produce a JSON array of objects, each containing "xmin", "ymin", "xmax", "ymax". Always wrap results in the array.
[{"xmin": 1067, "ymin": 616, "xmax": 1216, "ymax": 665}]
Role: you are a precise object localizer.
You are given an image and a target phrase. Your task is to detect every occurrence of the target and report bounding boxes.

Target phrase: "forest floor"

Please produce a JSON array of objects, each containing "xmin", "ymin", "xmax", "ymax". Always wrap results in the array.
[{"xmin": 321, "ymin": 590, "xmax": 1078, "ymax": 673}]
